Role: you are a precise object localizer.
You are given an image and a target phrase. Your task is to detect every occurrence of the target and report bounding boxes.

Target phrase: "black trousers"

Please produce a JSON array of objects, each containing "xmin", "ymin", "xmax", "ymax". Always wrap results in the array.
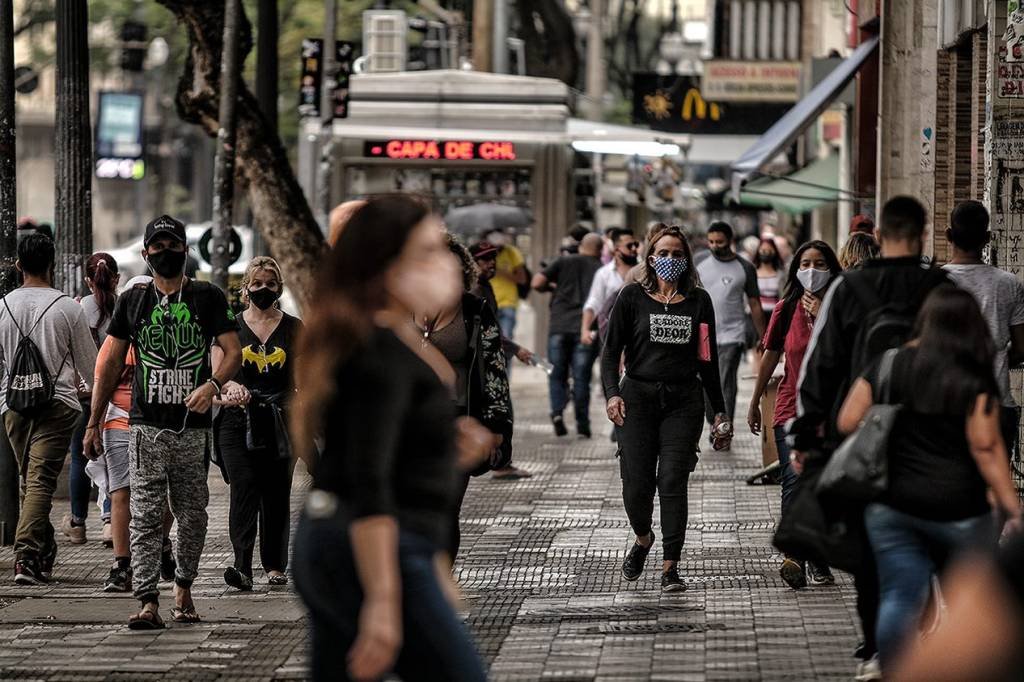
[
  {"xmin": 218, "ymin": 409, "xmax": 293, "ymax": 575},
  {"xmin": 618, "ymin": 376, "xmax": 704, "ymax": 561}
]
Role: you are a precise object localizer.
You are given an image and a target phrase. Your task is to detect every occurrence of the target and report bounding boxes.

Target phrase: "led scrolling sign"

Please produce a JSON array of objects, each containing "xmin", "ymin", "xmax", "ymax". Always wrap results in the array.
[{"xmin": 364, "ymin": 139, "xmax": 518, "ymax": 161}]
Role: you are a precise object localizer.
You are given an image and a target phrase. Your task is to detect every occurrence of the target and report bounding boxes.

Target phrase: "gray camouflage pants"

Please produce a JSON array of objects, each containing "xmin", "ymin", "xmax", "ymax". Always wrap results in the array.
[{"xmin": 128, "ymin": 425, "xmax": 209, "ymax": 604}]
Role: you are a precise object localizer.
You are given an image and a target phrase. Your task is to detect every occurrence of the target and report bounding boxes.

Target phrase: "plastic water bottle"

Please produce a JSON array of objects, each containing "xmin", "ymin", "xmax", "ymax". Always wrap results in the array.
[{"xmin": 528, "ymin": 356, "xmax": 555, "ymax": 375}]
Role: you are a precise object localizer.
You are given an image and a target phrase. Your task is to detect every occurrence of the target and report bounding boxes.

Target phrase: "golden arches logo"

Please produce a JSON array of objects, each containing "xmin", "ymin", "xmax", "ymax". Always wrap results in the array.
[{"xmin": 681, "ymin": 89, "xmax": 721, "ymax": 121}]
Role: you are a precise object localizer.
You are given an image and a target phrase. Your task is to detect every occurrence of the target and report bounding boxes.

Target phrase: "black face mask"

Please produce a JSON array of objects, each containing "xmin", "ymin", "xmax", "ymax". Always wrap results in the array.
[
  {"xmin": 711, "ymin": 247, "xmax": 731, "ymax": 259},
  {"xmin": 146, "ymin": 249, "xmax": 186, "ymax": 278},
  {"xmin": 248, "ymin": 287, "xmax": 280, "ymax": 310},
  {"xmin": 620, "ymin": 253, "xmax": 638, "ymax": 266}
]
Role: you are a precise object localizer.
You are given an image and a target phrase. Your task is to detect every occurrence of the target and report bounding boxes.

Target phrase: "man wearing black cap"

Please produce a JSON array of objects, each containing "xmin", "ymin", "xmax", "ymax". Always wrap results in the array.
[{"xmin": 85, "ymin": 215, "xmax": 241, "ymax": 629}]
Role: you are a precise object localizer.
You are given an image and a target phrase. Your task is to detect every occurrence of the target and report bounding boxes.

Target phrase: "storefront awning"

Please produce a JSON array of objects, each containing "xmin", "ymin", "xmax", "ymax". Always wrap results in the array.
[
  {"xmin": 735, "ymin": 154, "xmax": 842, "ymax": 214},
  {"xmin": 730, "ymin": 37, "xmax": 879, "ymax": 183}
]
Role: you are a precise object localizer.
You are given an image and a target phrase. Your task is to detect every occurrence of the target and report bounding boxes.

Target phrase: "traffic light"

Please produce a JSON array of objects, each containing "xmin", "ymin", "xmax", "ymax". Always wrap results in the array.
[{"xmin": 120, "ymin": 21, "xmax": 148, "ymax": 72}]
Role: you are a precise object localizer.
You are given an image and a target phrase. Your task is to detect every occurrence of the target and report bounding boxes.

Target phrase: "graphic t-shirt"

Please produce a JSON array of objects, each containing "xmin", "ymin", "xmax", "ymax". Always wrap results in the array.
[
  {"xmin": 237, "ymin": 312, "xmax": 301, "ymax": 395},
  {"xmin": 697, "ymin": 255, "xmax": 760, "ymax": 346},
  {"xmin": 107, "ymin": 280, "xmax": 237, "ymax": 429}
]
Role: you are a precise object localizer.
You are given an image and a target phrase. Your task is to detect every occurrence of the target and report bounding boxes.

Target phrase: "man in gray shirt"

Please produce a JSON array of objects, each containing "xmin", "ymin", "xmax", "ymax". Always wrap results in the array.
[
  {"xmin": 0, "ymin": 234, "xmax": 97, "ymax": 585},
  {"xmin": 696, "ymin": 221, "xmax": 766, "ymax": 423},
  {"xmin": 942, "ymin": 200, "xmax": 1024, "ymax": 451}
]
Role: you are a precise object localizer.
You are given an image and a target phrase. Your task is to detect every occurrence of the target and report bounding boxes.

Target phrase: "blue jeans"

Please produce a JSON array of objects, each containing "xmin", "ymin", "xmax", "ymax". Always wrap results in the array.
[
  {"xmin": 294, "ymin": 501, "xmax": 486, "ymax": 682},
  {"xmin": 547, "ymin": 333, "xmax": 599, "ymax": 428},
  {"xmin": 497, "ymin": 306, "xmax": 517, "ymax": 342},
  {"xmin": 864, "ymin": 503, "xmax": 993, "ymax": 667},
  {"xmin": 774, "ymin": 426, "xmax": 798, "ymax": 515},
  {"xmin": 68, "ymin": 398, "xmax": 92, "ymax": 523}
]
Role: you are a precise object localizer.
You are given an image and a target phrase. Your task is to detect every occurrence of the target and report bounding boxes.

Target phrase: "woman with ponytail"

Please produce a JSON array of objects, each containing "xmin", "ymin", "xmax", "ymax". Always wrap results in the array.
[{"xmin": 62, "ymin": 253, "xmax": 121, "ymax": 547}]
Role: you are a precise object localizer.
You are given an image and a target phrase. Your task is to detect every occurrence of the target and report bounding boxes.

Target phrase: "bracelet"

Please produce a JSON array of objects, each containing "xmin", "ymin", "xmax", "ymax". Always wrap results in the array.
[{"xmin": 206, "ymin": 378, "xmax": 222, "ymax": 395}]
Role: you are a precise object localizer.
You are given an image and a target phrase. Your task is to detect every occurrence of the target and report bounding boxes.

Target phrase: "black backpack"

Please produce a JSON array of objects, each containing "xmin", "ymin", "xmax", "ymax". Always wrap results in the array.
[
  {"xmin": 847, "ymin": 269, "xmax": 944, "ymax": 373},
  {"xmin": 2, "ymin": 294, "xmax": 71, "ymax": 417}
]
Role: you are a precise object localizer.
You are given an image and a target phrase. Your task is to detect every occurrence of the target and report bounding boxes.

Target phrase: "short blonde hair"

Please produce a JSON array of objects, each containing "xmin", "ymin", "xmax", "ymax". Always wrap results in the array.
[{"xmin": 241, "ymin": 256, "xmax": 284, "ymax": 299}]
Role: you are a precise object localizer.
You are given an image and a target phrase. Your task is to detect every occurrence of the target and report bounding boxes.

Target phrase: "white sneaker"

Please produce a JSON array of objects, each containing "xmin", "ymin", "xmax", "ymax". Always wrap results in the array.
[{"xmin": 854, "ymin": 655, "xmax": 882, "ymax": 681}]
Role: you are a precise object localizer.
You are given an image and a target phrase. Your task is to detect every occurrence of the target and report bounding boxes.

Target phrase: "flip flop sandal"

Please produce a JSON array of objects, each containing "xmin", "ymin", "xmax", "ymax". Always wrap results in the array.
[
  {"xmin": 128, "ymin": 609, "xmax": 165, "ymax": 630},
  {"xmin": 170, "ymin": 607, "xmax": 202, "ymax": 624}
]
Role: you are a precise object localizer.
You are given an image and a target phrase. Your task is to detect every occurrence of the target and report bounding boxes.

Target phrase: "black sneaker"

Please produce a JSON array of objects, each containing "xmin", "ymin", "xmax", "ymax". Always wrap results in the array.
[
  {"xmin": 577, "ymin": 423, "xmax": 592, "ymax": 439},
  {"xmin": 621, "ymin": 533, "xmax": 654, "ymax": 581},
  {"xmin": 160, "ymin": 540, "xmax": 177, "ymax": 582},
  {"xmin": 224, "ymin": 567, "xmax": 253, "ymax": 591},
  {"xmin": 780, "ymin": 557, "xmax": 807, "ymax": 590},
  {"xmin": 661, "ymin": 565, "xmax": 687, "ymax": 592},
  {"xmin": 14, "ymin": 557, "xmax": 47, "ymax": 586},
  {"xmin": 39, "ymin": 540, "xmax": 57, "ymax": 581},
  {"xmin": 807, "ymin": 562, "xmax": 835, "ymax": 586},
  {"xmin": 103, "ymin": 566, "xmax": 133, "ymax": 593},
  {"xmin": 551, "ymin": 415, "xmax": 568, "ymax": 437}
]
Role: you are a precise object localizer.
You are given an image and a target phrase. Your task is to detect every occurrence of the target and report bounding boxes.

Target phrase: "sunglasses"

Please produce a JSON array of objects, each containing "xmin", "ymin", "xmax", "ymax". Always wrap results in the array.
[{"xmin": 622, "ymin": 242, "xmax": 640, "ymax": 249}]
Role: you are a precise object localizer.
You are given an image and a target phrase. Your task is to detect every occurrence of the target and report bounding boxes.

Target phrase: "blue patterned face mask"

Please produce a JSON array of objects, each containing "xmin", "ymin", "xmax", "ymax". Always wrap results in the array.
[{"xmin": 652, "ymin": 256, "xmax": 688, "ymax": 283}]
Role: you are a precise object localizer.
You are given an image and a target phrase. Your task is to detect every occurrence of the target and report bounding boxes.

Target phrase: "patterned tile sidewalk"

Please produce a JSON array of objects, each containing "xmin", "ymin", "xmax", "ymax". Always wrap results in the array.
[{"xmin": 0, "ymin": 371, "xmax": 860, "ymax": 680}]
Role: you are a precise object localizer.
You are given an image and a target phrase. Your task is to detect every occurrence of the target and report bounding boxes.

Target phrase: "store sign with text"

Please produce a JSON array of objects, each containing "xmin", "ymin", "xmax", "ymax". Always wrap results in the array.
[
  {"xmin": 632, "ymin": 74, "xmax": 791, "ymax": 135},
  {"xmin": 364, "ymin": 140, "xmax": 518, "ymax": 161},
  {"xmin": 702, "ymin": 61, "xmax": 801, "ymax": 102},
  {"xmin": 95, "ymin": 91, "xmax": 145, "ymax": 180}
]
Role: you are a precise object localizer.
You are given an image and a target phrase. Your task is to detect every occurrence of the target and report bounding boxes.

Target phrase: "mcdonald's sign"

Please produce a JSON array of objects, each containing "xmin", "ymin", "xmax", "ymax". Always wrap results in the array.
[{"xmin": 632, "ymin": 73, "xmax": 791, "ymax": 135}]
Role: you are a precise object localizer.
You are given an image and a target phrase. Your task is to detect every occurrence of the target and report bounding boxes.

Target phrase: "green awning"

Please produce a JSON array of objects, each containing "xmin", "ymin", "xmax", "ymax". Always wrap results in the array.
[{"xmin": 735, "ymin": 154, "xmax": 840, "ymax": 214}]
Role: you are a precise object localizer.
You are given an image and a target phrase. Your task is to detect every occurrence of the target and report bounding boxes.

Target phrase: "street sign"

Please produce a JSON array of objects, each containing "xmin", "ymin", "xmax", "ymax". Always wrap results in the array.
[
  {"xmin": 298, "ymin": 38, "xmax": 354, "ymax": 118},
  {"xmin": 199, "ymin": 226, "xmax": 243, "ymax": 266},
  {"xmin": 95, "ymin": 91, "xmax": 145, "ymax": 180}
]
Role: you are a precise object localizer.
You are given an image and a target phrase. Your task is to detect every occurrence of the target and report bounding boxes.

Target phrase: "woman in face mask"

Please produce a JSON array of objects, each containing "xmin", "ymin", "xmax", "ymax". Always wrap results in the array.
[
  {"xmin": 600, "ymin": 223, "xmax": 729, "ymax": 592},
  {"xmin": 211, "ymin": 257, "xmax": 303, "ymax": 591},
  {"xmin": 746, "ymin": 240, "xmax": 842, "ymax": 590}
]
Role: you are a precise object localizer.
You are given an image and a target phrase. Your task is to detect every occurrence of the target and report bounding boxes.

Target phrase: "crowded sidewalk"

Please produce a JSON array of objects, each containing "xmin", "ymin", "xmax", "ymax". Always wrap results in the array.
[{"xmin": 0, "ymin": 369, "xmax": 860, "ymax": 680}]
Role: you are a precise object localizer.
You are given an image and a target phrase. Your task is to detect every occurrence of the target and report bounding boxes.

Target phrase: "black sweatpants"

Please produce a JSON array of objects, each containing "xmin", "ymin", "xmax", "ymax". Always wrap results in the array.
[
  {"xmin": 618, "ymin": 376, "xmax": 704, "ymax": 561},
  {"xmin": 218, "ymin": 409, "xmax": 293, "ymax": 576}
]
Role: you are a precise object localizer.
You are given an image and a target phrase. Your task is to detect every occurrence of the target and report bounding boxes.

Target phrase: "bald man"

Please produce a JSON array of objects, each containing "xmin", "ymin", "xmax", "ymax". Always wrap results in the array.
[
  {"xmin": 531, "ymin": 232, "xmax": 605, "ymax": 438},
  {"xmin": 327, "ymin": 200, "xmax": 367, "ymax": 247}
]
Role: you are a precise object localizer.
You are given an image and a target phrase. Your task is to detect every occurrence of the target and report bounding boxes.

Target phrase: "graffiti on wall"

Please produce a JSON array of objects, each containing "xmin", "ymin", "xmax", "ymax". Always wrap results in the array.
[
  {"xmin": 990, "ymin": 121, "xmax": 1024, "ymax": 277},
  {"xmin": 1006, "ymin": 1, "xmax": 1024, "ymax": 63}
]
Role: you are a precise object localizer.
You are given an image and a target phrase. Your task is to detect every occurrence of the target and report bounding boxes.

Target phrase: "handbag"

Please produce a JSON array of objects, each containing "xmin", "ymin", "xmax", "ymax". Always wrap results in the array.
[{"xmin": 816, "ymin": 348, "xmax": 900, "ymax": 503}]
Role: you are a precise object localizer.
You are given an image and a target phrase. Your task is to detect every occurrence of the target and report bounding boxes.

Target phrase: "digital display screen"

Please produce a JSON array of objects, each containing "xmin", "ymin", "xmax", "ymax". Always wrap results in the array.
[{"xmin": 364, "ymin": 139, "xmax": 518, "ymax": 161}]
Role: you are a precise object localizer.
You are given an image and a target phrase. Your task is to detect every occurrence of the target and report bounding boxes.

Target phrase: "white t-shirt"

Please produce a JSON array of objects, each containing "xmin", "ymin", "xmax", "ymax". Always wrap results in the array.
[{"xmin": 944, "ymin": 263, "xmax": 1024, "ymax": 406}]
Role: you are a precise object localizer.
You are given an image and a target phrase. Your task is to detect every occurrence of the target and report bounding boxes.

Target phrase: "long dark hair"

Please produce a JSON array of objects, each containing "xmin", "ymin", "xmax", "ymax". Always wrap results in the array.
[
  {"xmin": 908, "ymin": 286, "xmax": 999, "ymax": 414},
  {"xmin": 291, "ymin": 194, "xmax": 432, "ymax": 460},
  {"xmin": 753, "ymin": 238, "xmax": 783, "ymax": 270},
  {"xmin": 639, "ymin": 223, "xmax": 701, "ymax": 295},
  {"xmin": 764, "ymin": 241, "xmax": 842, "ymax": 350},
  {"xmin": 85, "ymin": 252, "xmax": 119, "ymax": 326}
]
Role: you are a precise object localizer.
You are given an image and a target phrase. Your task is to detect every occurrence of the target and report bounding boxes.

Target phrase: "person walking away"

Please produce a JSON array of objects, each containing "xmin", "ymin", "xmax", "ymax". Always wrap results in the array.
[
  {"xmin": 481, "ymin": 228, "xmax": 528, "ymax": 345},
  {"xmin": 532, "ymin": 233, "xmax": 603, "ymax": 438},
  {"xmin": 747, "ymin": 241, "xmax": 842, "ymax": 589},
  {"xmin": 291, "ymin": 196, "xmax": 491, "ymax": 681},
  {"xmin": 697, "ymin": 221, "xmax": 765, "ymax": 423},
  {"xmin": 213, "ymin": 257, "xmax": 301, "ymax": 591},
  {"xmin": 470, "ymin": 241, "xmax": 533, "ymax": 480},
  {"xmin": 581, "ymin": 228, "xmax": 639, "ymax": 345},
  {"xmin": 602, "ymin": 224, "xmax": 731, "ymax": 592},
  {"xmin": 838, "ymin": 232, "xmax": 880, "ymax": 271},
  {"xmin": 942, "ymin": 200, "xmax": 1024, "ymax": 457},
  {"xmin": 836, "ymin": 287, "xmax": 1022, "ymax": 669},
  {"xmin": 789, "ymin": 196, "xmax": 950, "ymax": 680},
  {"xmin": 415, "ymin": 235, "xmax": 514, "ymax": 562},
  {"xmin": 0, "ymin": 234, "xmax": 98, "ymax": 585},
  {"xmin": 63, "ymin": 253, "xmax": 120, "ymax": 547},
  {"xmin": 84, "ymin": 214, "xmax": 241, "ymax": 629}
]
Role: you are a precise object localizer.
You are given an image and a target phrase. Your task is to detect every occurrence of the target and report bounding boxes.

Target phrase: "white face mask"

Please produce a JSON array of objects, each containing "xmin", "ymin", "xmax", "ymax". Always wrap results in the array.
[{"xmin": 796, "ymin": 267, "xmax": 831, "ymax": 293}]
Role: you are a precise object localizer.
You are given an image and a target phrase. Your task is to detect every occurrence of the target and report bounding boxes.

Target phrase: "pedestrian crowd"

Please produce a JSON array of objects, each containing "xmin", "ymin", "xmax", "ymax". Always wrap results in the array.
[{"xmin": 3, "ymin": 192, "xmax": 1024, "ymax": 681}]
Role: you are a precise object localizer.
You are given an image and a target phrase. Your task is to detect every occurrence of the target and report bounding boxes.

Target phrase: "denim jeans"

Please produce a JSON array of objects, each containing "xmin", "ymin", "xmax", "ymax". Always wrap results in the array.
[
  {"xmin": 864, "ymin": 502, "xmax": 993, "ymax": 667},
  {"xmin": 547, "ymin": 332, "xmax": 599, "ymax": 428},
  {"xmin": 774, "ymin": 426, "xmax": 798, "ymax": 515},
  {"xmin": 294, "ymin": 499, "xmax": 487, "ymax": 682},
  {"xmin": 704, "ymin": 342, "xmax": 745, "ymax": 422},
  {"xmin": 497, "ymin": 307, "xmax": 517, "ymax": 368},
  {"xmin": 68, "ymin": 398, "xmax": 92, "ymax": 523}
]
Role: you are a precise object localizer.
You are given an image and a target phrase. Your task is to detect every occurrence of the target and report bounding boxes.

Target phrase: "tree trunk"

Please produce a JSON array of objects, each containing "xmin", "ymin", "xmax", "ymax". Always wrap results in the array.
[{"xmin": 156, "ymin": 0, "xmax": 325, "ymax": 309}]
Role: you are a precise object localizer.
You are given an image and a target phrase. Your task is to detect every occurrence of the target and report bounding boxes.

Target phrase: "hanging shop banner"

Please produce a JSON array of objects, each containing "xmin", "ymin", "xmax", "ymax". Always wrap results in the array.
[
  {"xmin": 298, "ymin": 38, "xmax": 355, "ymax": 118},
  {"xmin": 632, "ymin": 73, "xmax": 792, "ymax": 135},
  {"xmin": 702, "ymin": 61, "xmax": 801, "ymax": 102},
  {"xmin": 95, "ymin": 91, "xmax": 145, "ymax": 180}
]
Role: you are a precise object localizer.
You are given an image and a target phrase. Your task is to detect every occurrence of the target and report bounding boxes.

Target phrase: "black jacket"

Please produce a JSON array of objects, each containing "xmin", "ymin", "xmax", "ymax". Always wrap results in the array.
[
  {"xmin": 459, "ymin": 292, "xmax": 514, "ymax": 473},
  {"xmin": 791, "ymin": 257, "xmax": 950, "ymax": 453}
]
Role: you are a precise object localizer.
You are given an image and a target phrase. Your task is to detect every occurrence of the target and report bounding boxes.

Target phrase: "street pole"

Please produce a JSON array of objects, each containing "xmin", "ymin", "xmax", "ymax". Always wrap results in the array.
[
  {"xmin": 492, "ymin": 0, "xmax": 508, "ymax": 74},
  {"xmin": 211, "ymin": 0, "xmax": 241, "ymax": 291},
  {"xmin": 252, "ymin": 0, "xmax": 278, "ymax": 257},
  {"xmin": 584, "ymin": 0, "xmax": 606, "ymax": 120},
  {"xmin": 472, "ymin": 0, "xmax": 493, "ymax": 72},
  {"xmin": 0, "ymin": 0, "xmax": 18, "ymax": 547},
  {"xmin": 315, "ymin": 0, "xmax": 337, "ymax": 230},
  {"xmin": 54, "ymin": 0, "xmax": 93, "ymax": 296}
]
